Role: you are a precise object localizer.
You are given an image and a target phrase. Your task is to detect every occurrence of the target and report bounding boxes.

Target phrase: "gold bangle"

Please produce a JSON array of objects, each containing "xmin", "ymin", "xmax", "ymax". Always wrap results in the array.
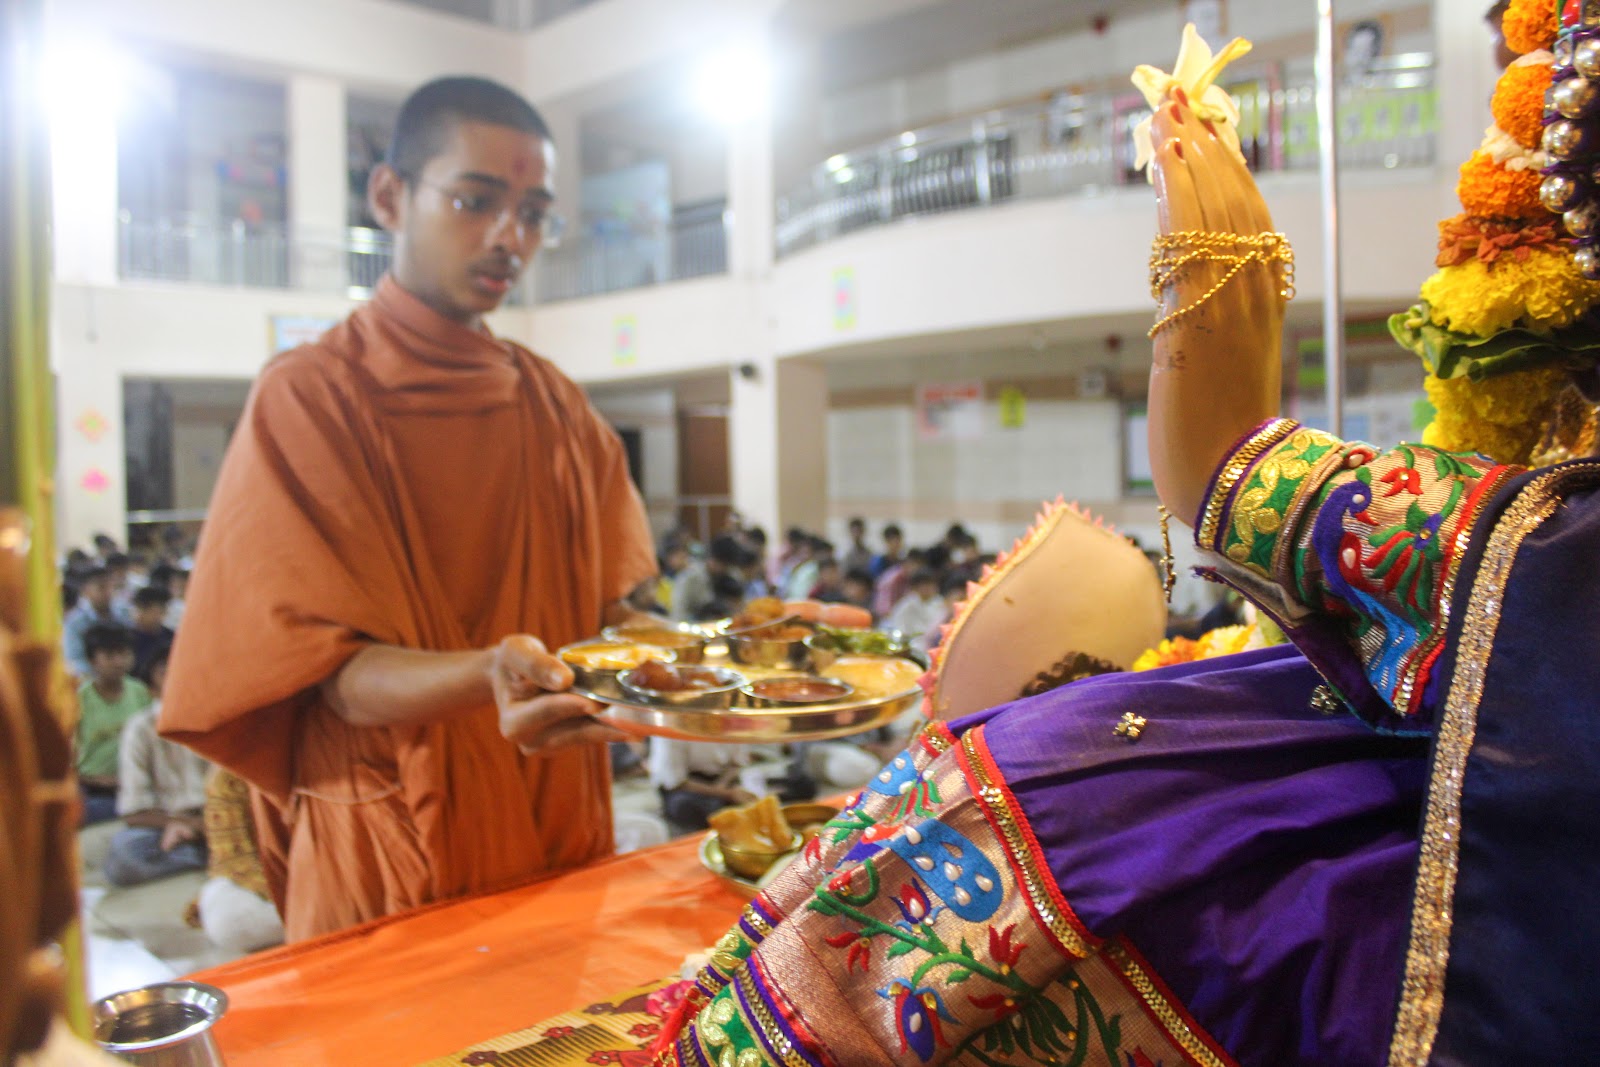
[{"xmin": 1147, "ymin": 231, "xmax": 1296, "ymax": 338}]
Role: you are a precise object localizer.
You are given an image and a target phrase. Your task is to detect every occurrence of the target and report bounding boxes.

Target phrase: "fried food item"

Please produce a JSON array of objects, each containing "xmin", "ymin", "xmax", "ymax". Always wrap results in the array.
[
  {"xmin": 708, "ymin": 794, "xmax": 795, "ymax": 853},
  {"xmin": 630, "ymin": 658, "xmax": 683, "ymax": 690},
  {"xmin": 730, "ymin": 597, "xmax": 785, "ymax": 630}
]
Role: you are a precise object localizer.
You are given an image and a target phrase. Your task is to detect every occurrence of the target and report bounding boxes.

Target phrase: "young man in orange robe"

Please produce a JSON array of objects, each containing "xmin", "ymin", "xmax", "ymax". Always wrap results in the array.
[{"xmin": 160, "ymin": 77, "xmax": 657, "ymax": 940}]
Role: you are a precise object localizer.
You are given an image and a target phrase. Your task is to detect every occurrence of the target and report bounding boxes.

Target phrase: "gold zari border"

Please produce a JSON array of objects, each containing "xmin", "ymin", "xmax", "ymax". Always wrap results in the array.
[
  {"xmin": 1104, "ymin": 941, "xmax": 1234, "ymax": 1067},
  {"xmin": 734, "ymin": 966, "xmax": 808, "ymax": 1067},
  {"xmin": 1197, "ymin": 418, "xmax": 1299, "ymax": 550},
  {"xmin": 959, "ymin": 730, "xmax": 1095, "ymax": 959},
  {"xmin": 1386, "ymin": 465, "xmax": 1600, "ymax": 1065}
]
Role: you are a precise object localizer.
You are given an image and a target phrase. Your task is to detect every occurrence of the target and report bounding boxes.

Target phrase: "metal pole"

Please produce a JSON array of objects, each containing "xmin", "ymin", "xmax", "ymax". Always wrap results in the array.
[{"xmin": 1315, "ymin": 0, "xmax": 1345, "ymax": 435}]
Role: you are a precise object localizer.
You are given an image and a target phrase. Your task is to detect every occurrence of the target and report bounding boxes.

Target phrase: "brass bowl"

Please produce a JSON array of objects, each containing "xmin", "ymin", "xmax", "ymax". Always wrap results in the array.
[
  {"xmin": 602, "ymin": 620, "xmax": 710, "ymax": 664},
  {"xmin": 718, "ymin": 831, "xmax": 802, "ymax": 880},
  {"xmin": 556, "ymin": 639, "xmax": 674, "ymax": 698},
  {"xmin": 782, "ymin": 802, "xmax": 841, "ymax": 833},
  {"xmin": 618, "ymin": 664, "xmax": 746, "ymax": 710}
]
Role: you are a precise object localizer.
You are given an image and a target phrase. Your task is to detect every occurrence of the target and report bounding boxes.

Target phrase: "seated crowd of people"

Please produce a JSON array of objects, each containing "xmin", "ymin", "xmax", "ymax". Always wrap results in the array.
[
  {"xmin": 61, "ymin": 528, "xmax": 285, "ymax": 955},
  {"xmin": 645, "ymin": 516, "xmax": 984, "ymax": 649}
]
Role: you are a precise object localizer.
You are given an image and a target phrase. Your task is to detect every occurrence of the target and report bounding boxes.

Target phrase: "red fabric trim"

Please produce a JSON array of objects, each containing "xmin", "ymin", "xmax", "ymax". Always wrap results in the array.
[
  {"xmin": 1108, "ymin": 936, "xmax": 1241, "ymax": 1067},
  {"xmin": 956, "ymin": 726, "xmax": 1101, "ymax": 960},
  {"xmin": 749, "ymin": 954, "xmax": 843, "ymax": 1067}
]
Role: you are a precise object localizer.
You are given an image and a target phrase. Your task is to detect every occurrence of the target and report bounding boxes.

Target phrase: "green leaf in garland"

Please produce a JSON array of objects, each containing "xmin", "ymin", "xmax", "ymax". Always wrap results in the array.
[
  {"xmin": 1388, "ymin": 300, "xmax": 1600, "ymax": 382},
  {"xmin": 947, "ymin": 969, "xmax": 971, "ymax": 984},
  {"xmin": 886, "ymin": 938, "xmax": 917, "ymax": 959}
]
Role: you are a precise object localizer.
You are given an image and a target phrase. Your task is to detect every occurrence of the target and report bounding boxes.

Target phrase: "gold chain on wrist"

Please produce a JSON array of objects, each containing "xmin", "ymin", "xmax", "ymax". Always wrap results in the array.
[{"xmin": 1147, "ymin": 231, "xmax": 1295, "ymax": 338}]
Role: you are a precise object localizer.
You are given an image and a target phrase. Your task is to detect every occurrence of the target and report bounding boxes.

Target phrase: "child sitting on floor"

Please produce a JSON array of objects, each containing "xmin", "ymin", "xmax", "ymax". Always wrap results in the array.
[
  {"xmin": 106, "ymin": 647, "xmax": 209, "ymax": 886},
  {"xmin": 75, "ymin": 624, "xmax": 150, "ymax": 825}
]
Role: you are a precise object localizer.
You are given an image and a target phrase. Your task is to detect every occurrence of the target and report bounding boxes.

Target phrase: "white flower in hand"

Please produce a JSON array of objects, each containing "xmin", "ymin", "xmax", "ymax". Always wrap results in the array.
[{"xmin": 1131, "ymin": 22, "xmax": 1253, "ymax": 183}]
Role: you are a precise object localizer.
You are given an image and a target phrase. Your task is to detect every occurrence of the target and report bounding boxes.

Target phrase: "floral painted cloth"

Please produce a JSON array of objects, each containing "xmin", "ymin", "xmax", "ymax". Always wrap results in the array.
[{"xmin": 417, "ymin": 981, "xmax": 688, "ymax": 1066}]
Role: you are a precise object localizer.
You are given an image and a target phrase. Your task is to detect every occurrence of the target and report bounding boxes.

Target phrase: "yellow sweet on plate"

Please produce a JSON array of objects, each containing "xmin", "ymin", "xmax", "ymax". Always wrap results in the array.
[{"xmin": 820, "ymin": 655, "xmax": 924, "ymax": 699}]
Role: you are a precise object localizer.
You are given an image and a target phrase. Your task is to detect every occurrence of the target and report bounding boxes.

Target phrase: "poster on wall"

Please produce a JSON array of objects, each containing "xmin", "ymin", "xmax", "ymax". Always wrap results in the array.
[
  {"xmin": 1123, "ymin": 405, "xmax": 1154, "ymax": 494},
  {"xmin": 916, "ymin": 382, "xmax": 984, "ymax": 442},
  {"xmin": 269, "ymin": 315, "xmax": 339, "ymax": 355},
  {"xmin": 614, "ymin": 314, "xmax": 638, "ymax": 366},
  {"xmin": 832, "ymin": 267, "xmax": 858, "ymax": 331}
]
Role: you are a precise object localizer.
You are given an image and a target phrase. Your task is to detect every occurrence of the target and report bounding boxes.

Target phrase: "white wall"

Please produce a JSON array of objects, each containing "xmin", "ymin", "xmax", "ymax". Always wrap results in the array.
[
  {"xmin": 49, "ymin": 0, "xmax": 527, "ymax": 94},
  {"xmin": 534, "ymin": 167, "xmax": 1453, "ymax": 381}
]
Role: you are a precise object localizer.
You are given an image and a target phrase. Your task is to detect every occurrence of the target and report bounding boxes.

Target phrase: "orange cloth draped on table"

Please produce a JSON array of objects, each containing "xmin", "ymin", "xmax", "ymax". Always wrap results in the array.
[
  {"xmin": 160, "ymin": 277, "xmax": 656, "ymax": 940},
  {"xmin": 186, "ymin": 836, "xmax": 745, "ymax": 1067}
]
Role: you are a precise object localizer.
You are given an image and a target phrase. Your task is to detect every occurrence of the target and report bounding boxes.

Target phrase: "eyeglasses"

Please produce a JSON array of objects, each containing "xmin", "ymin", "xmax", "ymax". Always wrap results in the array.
[{"xmin": 415, "ymin": 180, "xmax": 567, "ymax": 247}]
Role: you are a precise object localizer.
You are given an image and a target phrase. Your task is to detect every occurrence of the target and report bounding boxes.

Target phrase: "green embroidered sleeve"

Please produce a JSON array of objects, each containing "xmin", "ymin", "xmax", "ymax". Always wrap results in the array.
[{"xmin": 1196, "ymin": 419, "xmax": 1519, "ymax": 719}]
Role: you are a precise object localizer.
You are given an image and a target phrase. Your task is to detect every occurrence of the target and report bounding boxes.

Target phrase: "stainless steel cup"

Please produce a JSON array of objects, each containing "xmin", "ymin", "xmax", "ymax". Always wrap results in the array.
[{"xmin": 94, "ymin": 981, "xmax": 229, "ymax": 1066}]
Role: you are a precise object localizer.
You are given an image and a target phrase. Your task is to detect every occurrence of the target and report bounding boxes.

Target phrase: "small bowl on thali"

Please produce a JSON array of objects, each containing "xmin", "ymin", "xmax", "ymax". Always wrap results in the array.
[
  {"xmin": 803, "ymin": 626, "xmax": 911, "ymax": 670},
  {"xmin": 718, "ymin": 830, "xmax": 804, "ymax": 880},
  {"xmin": 740, "ymin": 675, "xmax": 854, "ymax": 708},
  {"xmin": 602, "ymin": 619, "xmax": 711, "ymax": 664},
  {"xmin": 618, "ymin": 662, "xmax": 746, "ymax": 710},
  {"xmin": 728, "ymin": 622, "xmax": 815, "ymax": 670},
  {"xmin": 557, "ymin": 639, "xmax": 674, "ymax": 697}
]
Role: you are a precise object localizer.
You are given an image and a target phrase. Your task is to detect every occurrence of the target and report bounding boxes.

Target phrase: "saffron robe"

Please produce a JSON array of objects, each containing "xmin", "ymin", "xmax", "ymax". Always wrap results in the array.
[{"xmin": 160, "ymin": 278, "xmax": 655, "ymax": 940}]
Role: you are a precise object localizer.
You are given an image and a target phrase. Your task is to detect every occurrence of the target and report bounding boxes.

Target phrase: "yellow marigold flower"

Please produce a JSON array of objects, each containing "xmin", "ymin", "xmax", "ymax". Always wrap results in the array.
[
  {"xmin": 1491, "ymin": 59, "xmax": 1553, "ymax": 150},
  {"xmin": 1197, "ymin": 624, "xmax": 1260, "ymax": 658},
  {"xmin": 1420, "ymin": 245, "xmax": 1600, "ymax": 338},
  {"xmin": 1502, "ymin": 0, "xmax": 1558, "ymax": 55},
  {"xmin": 1422, "ymin": 368, "xmax": 1569, "ymax": 465},
  {"xmin": 1132, "ymin": 637, "xmax": 1202, "ymax": 672},
  {"xmin": 1457, "ymin": 150, "xmax": 1546, "ymax": 219}
]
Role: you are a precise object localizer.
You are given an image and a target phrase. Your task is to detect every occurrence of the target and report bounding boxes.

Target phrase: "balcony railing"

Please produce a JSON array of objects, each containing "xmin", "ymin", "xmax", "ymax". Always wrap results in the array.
[
  {"xmin": 116, "ymin": 216, "xmax": 534, "ymax": 304},
  {"xmin": 776, "ymin": 53, "xmax": 1438, "ymax": 258},
  {"xmin": 534, "ymin": 211, "xmax": 728, "ymax": 303}
]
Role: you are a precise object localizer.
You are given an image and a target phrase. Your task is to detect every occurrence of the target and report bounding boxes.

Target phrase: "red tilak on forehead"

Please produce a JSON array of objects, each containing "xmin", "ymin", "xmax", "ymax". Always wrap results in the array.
[{"xmin": 512, "ymin": 156, "xmax": 531, "ymax": 178}]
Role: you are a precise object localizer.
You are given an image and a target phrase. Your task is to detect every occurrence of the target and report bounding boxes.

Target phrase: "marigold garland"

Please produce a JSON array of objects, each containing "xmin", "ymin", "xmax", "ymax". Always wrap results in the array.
[
  {"xmin": 1457, "ymin": 150, "xmax": 1548, "ymax": 220},
  {"xmin": 1502, "ymin": 0, "xmax": 1559, "ymax": 55},
  {"xmin": 1421, "ymin": 244, "xmax": 1600, "ymax": 338},
  {"xmin": 1422, "ymin": 367, "xmax": 1570, "ymax": 465},
  {"xmin": 1490, "ymin": 60, "xmax": 1553, "ymax": 150},
  {"xmin": 1130, "ymin": 624, "xmax": 1265, "ymax": 672},
  {"xmin": 1436, "ymin": 213, "xmax": 1561, "ymax": 267}
]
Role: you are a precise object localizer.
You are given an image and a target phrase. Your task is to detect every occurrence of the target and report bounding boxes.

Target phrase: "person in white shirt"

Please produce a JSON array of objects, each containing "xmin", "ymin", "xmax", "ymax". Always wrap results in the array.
[
  {"xmin": 105, "ymin": 651, "xmax": 210, "ymax": 886},
  {"xmin": 648, "ymin": 738, "xmax": 755, "ymax": 832},
  {"xmin": 883, "ymin": 568, "xmax": 948, "ymax": 645}
]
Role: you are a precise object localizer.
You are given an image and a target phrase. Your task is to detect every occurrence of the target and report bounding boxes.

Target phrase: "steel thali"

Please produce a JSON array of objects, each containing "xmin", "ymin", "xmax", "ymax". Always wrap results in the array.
[{"xmin": 562, "ymin": 630, "xmax": 924, "ymax": 743}]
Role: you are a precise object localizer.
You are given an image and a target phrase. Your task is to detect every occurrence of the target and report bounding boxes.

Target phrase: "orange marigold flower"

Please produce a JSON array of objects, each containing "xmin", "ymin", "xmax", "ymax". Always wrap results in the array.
[
  {"xmin": 1502, "ymin": 0, "xmax": 1558, "ymax": 55},
  {"xmin": 1457, "ymin": 151, "xmax": 1546, "ymax": 220},
  {"xmin": 1435, "ymin": 213, "xmax": 1561, "ymax": 267},
  {"xmin": 1491, "ymin": 61, "xmax": 1553, "ymax": 149}
]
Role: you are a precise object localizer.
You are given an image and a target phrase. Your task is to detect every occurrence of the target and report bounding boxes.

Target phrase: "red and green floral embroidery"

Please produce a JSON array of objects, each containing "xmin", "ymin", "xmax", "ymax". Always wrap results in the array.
[{"xmin": 1202, "ymin": 420, "xmax": 1515, "ymax": 721}]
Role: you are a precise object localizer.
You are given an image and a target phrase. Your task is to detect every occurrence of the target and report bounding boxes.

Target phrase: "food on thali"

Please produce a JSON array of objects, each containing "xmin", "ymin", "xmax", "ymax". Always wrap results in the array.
[
  {"xmin": 820, "ymin": 655, "xmax": 924, "ymax": 699},
  {"xmin": 744, "ymin": 677, "xmax": 853, "ymax": 704},
  {"xmin": 811, "ymin": 625, "xmax": 909, "ymax": 657},
  {"xmin": 729, "ymin": 596, "xmax": 786, "ymax": 630},
  {"xmin": 709, "ymin": 794, "xmax": 794, "ymax": 852},
  {"xmin": 815, "ymin": 603, "xmax": 873, "ymax": 629},
  {"xmin": 559, "ymin": 642, "xmax": 660, "ymax": 671},
  {"xmin": 607, "ymin": 623, "xmax": 704, "ymax": 649},
  {"xmin": 746, "ymin": 623, "xmax": 813, "ymax": 641},
  {"xmin": 709, "ymin": 795, "xmax": 801, "ymax": 879},
  {"xmin": 626, "ymin": 660, "xmax": 728, "ymax": 692}
]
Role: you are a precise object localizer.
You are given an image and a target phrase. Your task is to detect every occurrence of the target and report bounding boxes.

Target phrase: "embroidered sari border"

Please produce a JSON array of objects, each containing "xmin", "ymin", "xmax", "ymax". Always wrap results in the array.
[
  {"xmin": 1104, "ymin": 938, "xmax": 1240, "ymax": 1067},
  {"xmin": 1387, "ymin": 463, "xmax": 1520, "ymax": 719},
  {"xmin": 733, "ymin": 960, "xmax": 821, "ymax": 1067},
  {"xmin": 921, "ymin": 720, "xmax": 955, "ymax": 756},
  {"xmin": 957, "ymin": 727, "xmax": 1099, "ymax": 960},
  {"xmin": 1196, "ymin": 417, "xmax": 1299, "ymax": 549},
  {"xmin": 1386, "ymin": 465, "xmax": 1596, "ymax": 1065}
]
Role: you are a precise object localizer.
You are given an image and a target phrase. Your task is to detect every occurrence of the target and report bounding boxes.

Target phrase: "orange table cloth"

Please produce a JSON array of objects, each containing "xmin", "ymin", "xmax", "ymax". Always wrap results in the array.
[{"xmin": 187, "ymin": 836, "xmax": 746, "ymax": 1067}]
